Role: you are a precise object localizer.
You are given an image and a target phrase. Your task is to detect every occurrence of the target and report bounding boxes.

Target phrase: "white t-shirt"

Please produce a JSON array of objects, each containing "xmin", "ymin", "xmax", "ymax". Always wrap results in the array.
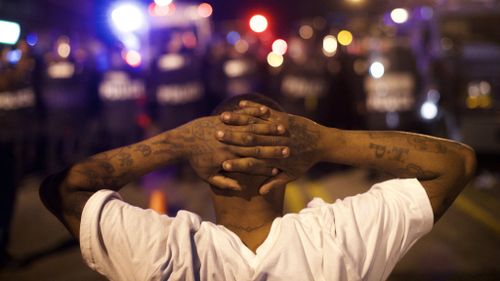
[{"xmin": 80, "ymin": 178, "xmax": 433, "ymax": 281}]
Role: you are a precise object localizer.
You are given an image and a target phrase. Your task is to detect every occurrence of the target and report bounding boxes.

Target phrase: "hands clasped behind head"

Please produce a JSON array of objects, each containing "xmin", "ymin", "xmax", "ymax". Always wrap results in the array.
[
  {"xmin": 215, "ymin": 100, "xmax": 321, "ymax": 194},
  {"xmin": 211, "ymin": 101, "xmax": 290, "ymax": 194}
]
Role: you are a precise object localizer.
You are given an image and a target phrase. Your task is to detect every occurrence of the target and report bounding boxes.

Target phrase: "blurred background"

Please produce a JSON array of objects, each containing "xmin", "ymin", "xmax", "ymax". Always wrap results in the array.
[{"xmin": 0, "ymin": 0, "xmax": 499, "ymax": 280}]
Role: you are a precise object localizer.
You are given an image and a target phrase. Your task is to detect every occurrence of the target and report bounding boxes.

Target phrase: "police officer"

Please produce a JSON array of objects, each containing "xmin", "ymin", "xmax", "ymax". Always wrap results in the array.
[
  {"xmin": 0, "ymin": 40, "xmax": 37, "ymax": 266},
  {"xmin": 40, "ymin": 35, "xmax": 92, "ymax": 172},
  {"xmin": 98, "ymin": 45, "xmax": 146, "ymax": 149},
  {"xmin": 150, "ymin": 29, "xmax": 207, "ymax": 131}
]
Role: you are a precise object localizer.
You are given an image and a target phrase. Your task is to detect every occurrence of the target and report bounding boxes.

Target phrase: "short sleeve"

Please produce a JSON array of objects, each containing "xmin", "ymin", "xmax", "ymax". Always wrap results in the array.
[
  {"xmin": 327, "ymin": 178, "xmax": 433, "ymax": 280},
  {"xmin": 80, "ymin": 190, "xmax": 176, "ymax": 281}
]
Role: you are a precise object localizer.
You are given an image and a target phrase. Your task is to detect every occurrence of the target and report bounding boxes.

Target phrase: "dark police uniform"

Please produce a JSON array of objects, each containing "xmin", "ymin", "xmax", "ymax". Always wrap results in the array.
[{"xmin": 0, "ymin": 43, "xmax": 37, "ymax": 262}]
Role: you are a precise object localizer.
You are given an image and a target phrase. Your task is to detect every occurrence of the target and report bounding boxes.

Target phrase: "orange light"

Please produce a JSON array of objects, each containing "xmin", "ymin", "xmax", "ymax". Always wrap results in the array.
[
  {"xmin": 125, "ymin": 50, "xmax": 142, "ymax": 67},
  {"xmin": 299, "ymin": 25, "xmax": 313, "ymax": 39},
  {"xmin": 234, "ymin": 39, "xmax": 249, "ymax": 54},
  {"xmin": 197, "ymin": 3, "xmax": 213, "ymax": 18},
  {"xmin": 249, "ymin": 14, "xmax": 268, "ymax": 33},
  {"xmin": 149, "ymin": 190, "xmax": 167, "ymax": 214}
]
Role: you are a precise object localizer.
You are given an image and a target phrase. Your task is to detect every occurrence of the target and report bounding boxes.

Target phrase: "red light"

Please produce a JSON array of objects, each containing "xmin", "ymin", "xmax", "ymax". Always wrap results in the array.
[
  {"xmin": 125, "ymin": 50, "xmax": 142, "ymax": 67},
  {"xmin": 197, "ymin": 3, "xmax": 213, "ymax": 18},
  {"xmin": 272, "ymin": 39, "xmax": 288, "ymax": 55},
  {"xmin": 182, "ymin": 32, "xmax": 197, "ymax": 49},
  {"xmin": 148, "ymin": 3, "xmax": 158, "ymax": 16},
  {"xmin": 249, "ymin": 14, "xmax": 268, "ymax": 33},
  {"xmin": 136, "ymin": 113, "xmax": 152, "ymax": 128}
]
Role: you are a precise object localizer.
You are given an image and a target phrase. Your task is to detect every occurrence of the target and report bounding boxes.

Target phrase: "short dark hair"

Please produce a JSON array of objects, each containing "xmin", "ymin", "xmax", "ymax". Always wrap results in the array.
[{"xmin": 212, "ymin": 93, "xmax": 285, "ymax": 115}]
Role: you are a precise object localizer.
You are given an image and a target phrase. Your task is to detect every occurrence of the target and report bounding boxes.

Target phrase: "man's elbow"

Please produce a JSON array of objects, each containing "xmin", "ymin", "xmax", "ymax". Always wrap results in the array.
[
  {"xmin": 39, "ymin": 169, "xmax": 70, "ymax": 215},
  {"xmin": 460, "ymin": 144, "xmax": 477, "ymax": 183}
]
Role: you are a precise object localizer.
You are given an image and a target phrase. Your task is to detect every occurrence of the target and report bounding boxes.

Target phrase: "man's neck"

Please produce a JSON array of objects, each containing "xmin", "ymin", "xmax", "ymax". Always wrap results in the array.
[{"xmin": 210, "ymin": 187, "xmax": 285, "ymax": 253}]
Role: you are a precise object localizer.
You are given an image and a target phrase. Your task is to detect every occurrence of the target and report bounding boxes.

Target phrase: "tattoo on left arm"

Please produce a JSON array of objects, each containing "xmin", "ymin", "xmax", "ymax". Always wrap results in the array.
[
  {"xmin": 117, "ymin": 152, "xmax": 133, "ymax": 167},
  {"xmin": 134, "ymin": 144, "xmax": 152, "ymax": 157}
]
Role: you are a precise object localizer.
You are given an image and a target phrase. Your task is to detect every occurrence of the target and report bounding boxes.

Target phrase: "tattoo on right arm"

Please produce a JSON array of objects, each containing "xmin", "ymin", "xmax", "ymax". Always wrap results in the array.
[
  {"xmin": 407, "ymin": 136, "xmax": 448, "ymax": 154},
  {"xmin": 392, "ymin": 163, "xmax": 437, "ymax": 180},
  {"xmin": 369, "ymin": 143, "xmax": 409, "ymax": 162}
]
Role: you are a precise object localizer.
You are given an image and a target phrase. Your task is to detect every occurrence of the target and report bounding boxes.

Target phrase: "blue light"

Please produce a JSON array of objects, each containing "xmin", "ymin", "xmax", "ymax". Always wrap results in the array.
[
  {"xmin": 110, "ymin": 3, "xmax": 145, "ymax": 33},
  {"xmin": 96, "ymin": 53, "xmax": 109, "ymax": 72},
  {"xmin": 420, "ymin": 6, "xmax": 434, "ymax": 20},
  {"xmin": 7, "ymin": 49, "xmax": 22, "ymax": 64},
  {"xmin": 0, "ymin": 20, "xmax": 21, "ymax": 45},
  {"xmin": 119, "ymin": 33, "xmax": 140, "ymax": 50},
  {"xmin": 26, "ymin": 33, "xmax": 38, "ymax": 46},
  {"xmin": 226, "ymin": 31, "xmax": 241, "ymax": 45}
]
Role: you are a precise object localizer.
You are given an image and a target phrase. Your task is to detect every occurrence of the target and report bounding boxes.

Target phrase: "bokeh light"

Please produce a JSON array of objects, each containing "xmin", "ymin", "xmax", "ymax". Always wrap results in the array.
[
  {"xmin": 149, "ymin": 2, "xmax": 175, "ymax": 17},
  {"xmin": 249, "ymin": 14, "xmax": 268, "ymax": 33},
  {"xmin": 182, "ymin": 32, "xmax": 197, "ymax": 49},
  {"xmin": 346, "ymin": 0, "xmax": 365, "ymax": 6},
  {"xmin": 224, "ymin": 60, "xmax": 250, "ymax": 77},
  {"xmin": 26, "ymin": 33, "xmax": 38, "ymax": 46},
  {"xmin": 57, "ymin": 38, "xmax": 71, "ymax": 58},
  {"xmin": 111, "ymin": 3, "xmax": 145, "ymax": 32},
  {"xmin": 6, "ymin": 49, "xmax": 22, "ymax": 64},
  {"xmin": 267, "ymin": 51, "xmax": 284, "ymax": 68},
  {"xmin": 226, "ymin": 31, "xmax": 241, "ymax": 45},
  {"xmin": 234, "ymin": 40, "xmax": 249, "ymax": 54},
  {"xmin": 299, "ymin": 25, "xmax": 313, "ymax": 39},
  {"xmin": 154, "ymin": 0, "xmax": 172, "ymax": 7},
  {"xmin": 322, "ymin": 35, "xmax": 338, "ymax": 56},
  {"xmin": 420, "ymin": 101, "xmax": 438, "ymax": 120},
  {"xmin": 466, "ymin": 81, "xmax": 493, "ymax": 109},
  {"xmin": 369, "ymin": 61, "xmax": 385, "ymax": 78},
  {"xmin": 125, "ymin": 50, "xmax": 142, "ymax": 67},
  {"xmin": 197, "ymin": 3, "xmax": 213, "ymax": 18},
  {"xmin": 272, "ymin": 39, "xmax": 288, "ymax": 55},
  {"xmin": 337, "ymin": 30, "xmax": 353, "ymax": 46},
  {"xmin": 391, "ymin": 8, "xmax": 409, "ymax": 24},
  {"xmin": 0, "ymin": 20, "xmax": 21, "ymax": 45},
  {"xmin": 420, "ymin": 6, "xmax": 434, "ymax": 20}
]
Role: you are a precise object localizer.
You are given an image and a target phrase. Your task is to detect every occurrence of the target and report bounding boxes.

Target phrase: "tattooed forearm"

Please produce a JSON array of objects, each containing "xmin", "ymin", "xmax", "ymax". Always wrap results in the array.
[
  {"xmin": 322, "ymin": 128, "xmax": 475, "ymax": 223},
  {"xmin": 368, "ymin": 132, "xmax": 448, "ymax": 154},
  {"xmin": 407, "ymin": 136, "xmax": 447, "ymax": 154},
  {"xmin": 134, "ymin": 144, "xmax": 152, "ymax": 157},
  {"xmin": 151, "ymin": 134, "xmax": 189, "ymax": 160},
  {"xmin": 68, "ymin": 135, "xmax": 181, "ymax": 191},
  {"xmin": 369, "ymin": 143, "xmax": 386, "ymax": 159},
  {"xmin": 392, "ymin": 163, "xmax": 437, "ymax": 180},
  {"xmin": 369, "ymin": 143, "xmax": 409, "ymax": 162},
  {"xmin": 117, "ymin": 152, "xmax": 133, "ymax": 167}
]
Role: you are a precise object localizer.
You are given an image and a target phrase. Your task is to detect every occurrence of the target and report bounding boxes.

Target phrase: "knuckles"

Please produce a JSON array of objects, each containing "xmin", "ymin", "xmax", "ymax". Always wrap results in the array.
[
  {"xmin": 243, "ymin": 134, "xmax": 254, "ymax": 145},
  {"xmin": 245, "ymin": 159, "xmax": 257, "ymax": 169}
]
